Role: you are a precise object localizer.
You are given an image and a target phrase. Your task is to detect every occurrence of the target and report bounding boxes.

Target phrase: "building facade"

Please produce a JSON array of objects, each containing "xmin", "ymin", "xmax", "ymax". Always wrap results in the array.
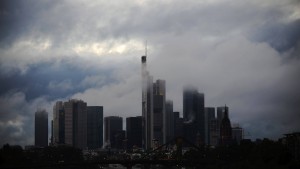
[
  {"xmin": 153, "ymin": 79, "xmax": 166, "ymax": 145},
  {"xmin": 35, "ymin": 110, "xmax": 48, "ymax": 147},
  {"xmin": 205, "ymin": 107, "xmax": 215, "ymax": 145},
  {"xmin": 232, "ymin": 125, "xmax": 243, "ymax": 145},
  {"xmin": 165, "ymin": 100, "xmax": 174, "ymax": 142},
  {"xmin": 64, "ymin": 99, "xmax": 87, "ymax": 149},
  {"xmin": 52, "ymin": 100, "xmax": 87, "ymax": 149},
  {"xmin": 141, "ymin": 55, "xmax": 153, "ymax": 149},
  {"xmin": 87, "ymin": 106, "xmax": 103, "ymax": 149},
  {"xmin": 53, "ymin": 101, "xmax": 65, "ymax": 144},
  {"xmin": 209, "ymin": 118, "xmax": 219, "ymax": 146},
  {"xmin": 141, "ymin": 55, "xmax": 166, "ymax": 149},
  {"xmin": 219, "ymin": 106, "xmax": 232, "ymax": 145},
  {"xmin": 183, "ymin": 87, "xmax": 205, "ymax": 144},
  {"xmin": 174, "ymin": 112, "xmax": 183, "ymax": 138},
  {"xmin": 126, "ymin": 116, "xmax": 142, "ymax": 149},
  {"xmin": 104, "ymin": 116, "xmax": 123, "ymax": 149}
]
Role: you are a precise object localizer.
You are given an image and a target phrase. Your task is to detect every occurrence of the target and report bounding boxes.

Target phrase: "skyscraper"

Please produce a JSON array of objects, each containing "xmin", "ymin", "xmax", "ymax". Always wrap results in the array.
[
  {"xmin": 153, "ymin": 79, "xmax": 166, "ymax": 145},
  {"xmin": 64, "ymin": 99, "xmax": 87, "ymax": 149},
  {"xmin": 35, "ymin": 109, "xmax": 48, "ymax": 147},
  {"xmin": 53, "ymin": 100, "xmax": 87, "ymax": 149},
  {"xmin": 165, "ymin": 100, "xmax": 174, "ymax": 142},
  {"xmin": 209, "ymin": 118, "xmax": 219, "ymax": 146},
  {"xmin": 183, "ymin": 87, "xmax": 205, "ymax": 144},
  {"xmin": 87, "ymin": 106, "xmax": 103, "ymax": 150},
  {"xmin": 217, "ymin": 106, "xmax": 229, "ymax": 144},
  {"xmin": 141, "ymin": 55, "xmax": 153, "ymax": 149},
  {"xmin": 104, "ymin": 116, "xmax": 123, "ymax": 148},
  {"xmin": 126, "ymin": 116, "xmax": 142, "ymax": 149},
  {"xmin": 205, "ymin": 107, "xmax": 215, "ymax": 145},
  {"xmin": 174, "ymin": 112, "xmax": 183, "ymax": 138},
  {"xmin": 220, "ymin": 105, "xmax": 232, "ymax": 145},
  {"xmin": 141, "ymin": 55, "xmax": 166, "ymax": 149},
  {"xmin": 53, "ymin": 101, "xmax": 65, "ymax": 144}
]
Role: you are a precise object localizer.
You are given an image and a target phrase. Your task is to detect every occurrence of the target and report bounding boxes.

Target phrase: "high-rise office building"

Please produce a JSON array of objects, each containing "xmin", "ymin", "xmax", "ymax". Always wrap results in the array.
[
  {"xmin": 209, "ymin": 118, "xmax": 219, "ymax": 146},
  {"xmin": 141, "ymin": 55, "xmax": 166, "ymax": 149},
  {"xmin": 114, "ymin": 130, "xmax": 125, "ymax": 149},
  {"xmin": 53, "ymin": 100, "xmax": 87, "ymax": 149},
  {"xmin": 220, "ymin": 106, "xmax": 232, "ymax": 145},
  {"xmin": 153, "ymin": 79, "xmax": 166, "ymax": 145},
  {"xmin": 104, "ymin": 116, "xmax": 123, "ymax": 149},
  {"xmin": 165, "ymin": 100, "xmax": 174, "ymax": 142},
  {"xmin": 183, "ymin": 87, "xmax": 205, "ymax": 144},
  {"xmin": 205, "ymin": 107, "xmax": 215, "ymax": 145},
  {"xmin": 64, "ymin": 99, "xmax": 87, "ymax": 149},
  {"xmin": 53, "ymin": 101, "xmax": 65, "ymax": 144},
  {"xmin": 217, "ymin": 106, "xmax": 229, "ymax": 144},
  {"xmin": 141, "ymin": 55, "xmax": 153, "ymax": 149},
  {"xmin": 87, "ymin": 106, "xmax": 103, "ymax": 150},
  {"xmin": 50, "ymin": 120, "xmax": 53, "ymax": 145},
  {"xmin": 126, "ymin": 116, "xmax": 142, "ymax": 149},
  {"xmin": 232, "ymin": 125, "xmax": 243, "ymax": 145},
  {"xmin": 35, "ymin": 110, "xmax": 48, "ymax": 147},
  {"xmin": 174, "ymin": 112, "xmax": 183, "ymax": 138}
]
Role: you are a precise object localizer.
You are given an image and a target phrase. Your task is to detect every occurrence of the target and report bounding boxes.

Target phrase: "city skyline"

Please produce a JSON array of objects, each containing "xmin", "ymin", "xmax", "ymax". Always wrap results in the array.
[{"xmin": 0, "ymin": 0, "xmax": 300, "ymax": 147}]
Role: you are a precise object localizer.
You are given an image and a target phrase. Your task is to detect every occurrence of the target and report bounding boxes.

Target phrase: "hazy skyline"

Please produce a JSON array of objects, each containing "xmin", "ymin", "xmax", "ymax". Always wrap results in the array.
[{"xmin": 0, "ymin": 0, "xmax": 299, "ymax": 146}]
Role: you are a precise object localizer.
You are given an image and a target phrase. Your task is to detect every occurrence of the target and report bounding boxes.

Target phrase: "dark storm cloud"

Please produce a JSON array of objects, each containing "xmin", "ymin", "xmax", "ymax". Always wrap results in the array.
[
  {"xmin": 0, "ymin": 0, "xmax": 58, "ymax": 47},
  {"xmin": 0, "ymin": 59, "xmax": 115, "ymax": 100},
  {"xmin": 253, "ymin": 19, "xmax": 300, "ymax": 53}
]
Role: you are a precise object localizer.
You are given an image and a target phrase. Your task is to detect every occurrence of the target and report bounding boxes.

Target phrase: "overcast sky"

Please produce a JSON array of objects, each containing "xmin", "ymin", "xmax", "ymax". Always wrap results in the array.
[{"xmin": 0, "ymin": 0, "xmax": 299, "ymax": 146}]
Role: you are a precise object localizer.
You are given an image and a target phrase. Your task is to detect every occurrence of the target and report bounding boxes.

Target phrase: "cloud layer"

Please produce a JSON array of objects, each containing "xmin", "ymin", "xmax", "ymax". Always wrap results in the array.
[{"xmin": 0, "ymin": 0, "xmax": 299, "ymax": 146}]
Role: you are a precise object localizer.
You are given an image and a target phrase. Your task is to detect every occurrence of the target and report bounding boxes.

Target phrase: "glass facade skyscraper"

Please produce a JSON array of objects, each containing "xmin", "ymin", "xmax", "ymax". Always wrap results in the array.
[
  {"xmin": 183, "ymin": 87, "xmax": 205, "ymax": 144},
  {"xmin": 35, "ymin": 110, "xmax": 48, "ymax": 147},
  {"xmin": 87, "ymin": 106, "xmax": 103, "ymax": 149}
]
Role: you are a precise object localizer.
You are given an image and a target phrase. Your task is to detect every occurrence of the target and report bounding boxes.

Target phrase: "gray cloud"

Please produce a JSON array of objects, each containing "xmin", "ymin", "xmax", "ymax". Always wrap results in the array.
[
  {"xmin": 0, "ymin": 0, "xmax": 299, "ymax": 146},
  {"xmin": 0, "ymin": 91, "xmax": 53, "ymax": 146}
]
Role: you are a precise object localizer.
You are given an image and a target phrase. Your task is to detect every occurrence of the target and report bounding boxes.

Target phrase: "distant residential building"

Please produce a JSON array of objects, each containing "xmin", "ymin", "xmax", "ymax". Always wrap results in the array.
[
  {"xmin": 205, "ymin": 107, "xmax": 215, "ymax": 145},
  {"xmin": 183, "ymin": 87, "xmax": 205, "ymax": 144},
  {"xmin": 35, "ymin": 110, "xmax": 48, "ymax": 147},
  {"xmin": 87, "ymin": 106, "xmax": 103, "ymax": 150},
  {"xmin": 126, "ymin": 116, "xmax": 142, "ymax": 149},
  {"xmin": 104, "ymin": 116, "xmax": 123, "ymax": 149}
]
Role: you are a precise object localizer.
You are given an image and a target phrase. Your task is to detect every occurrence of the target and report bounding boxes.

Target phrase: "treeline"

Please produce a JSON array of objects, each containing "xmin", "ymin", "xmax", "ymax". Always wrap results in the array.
[
  {"xmin": 181, "ymin": 139, "xmax": 298, "ymax": 169},
  {"xmin": 0, "ymin": 144, "xmax": 83, "ymax": 168}
]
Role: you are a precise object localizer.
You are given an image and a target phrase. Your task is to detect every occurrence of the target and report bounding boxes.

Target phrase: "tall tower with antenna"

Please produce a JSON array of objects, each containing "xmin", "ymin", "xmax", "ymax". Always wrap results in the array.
[
  {"xmin": 141, "ymin": 41, "xmax": 153, "ymax": 149},
  {"xmin": 141, "ymin": 42, "xmax": 166, "ymax": 149}
]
